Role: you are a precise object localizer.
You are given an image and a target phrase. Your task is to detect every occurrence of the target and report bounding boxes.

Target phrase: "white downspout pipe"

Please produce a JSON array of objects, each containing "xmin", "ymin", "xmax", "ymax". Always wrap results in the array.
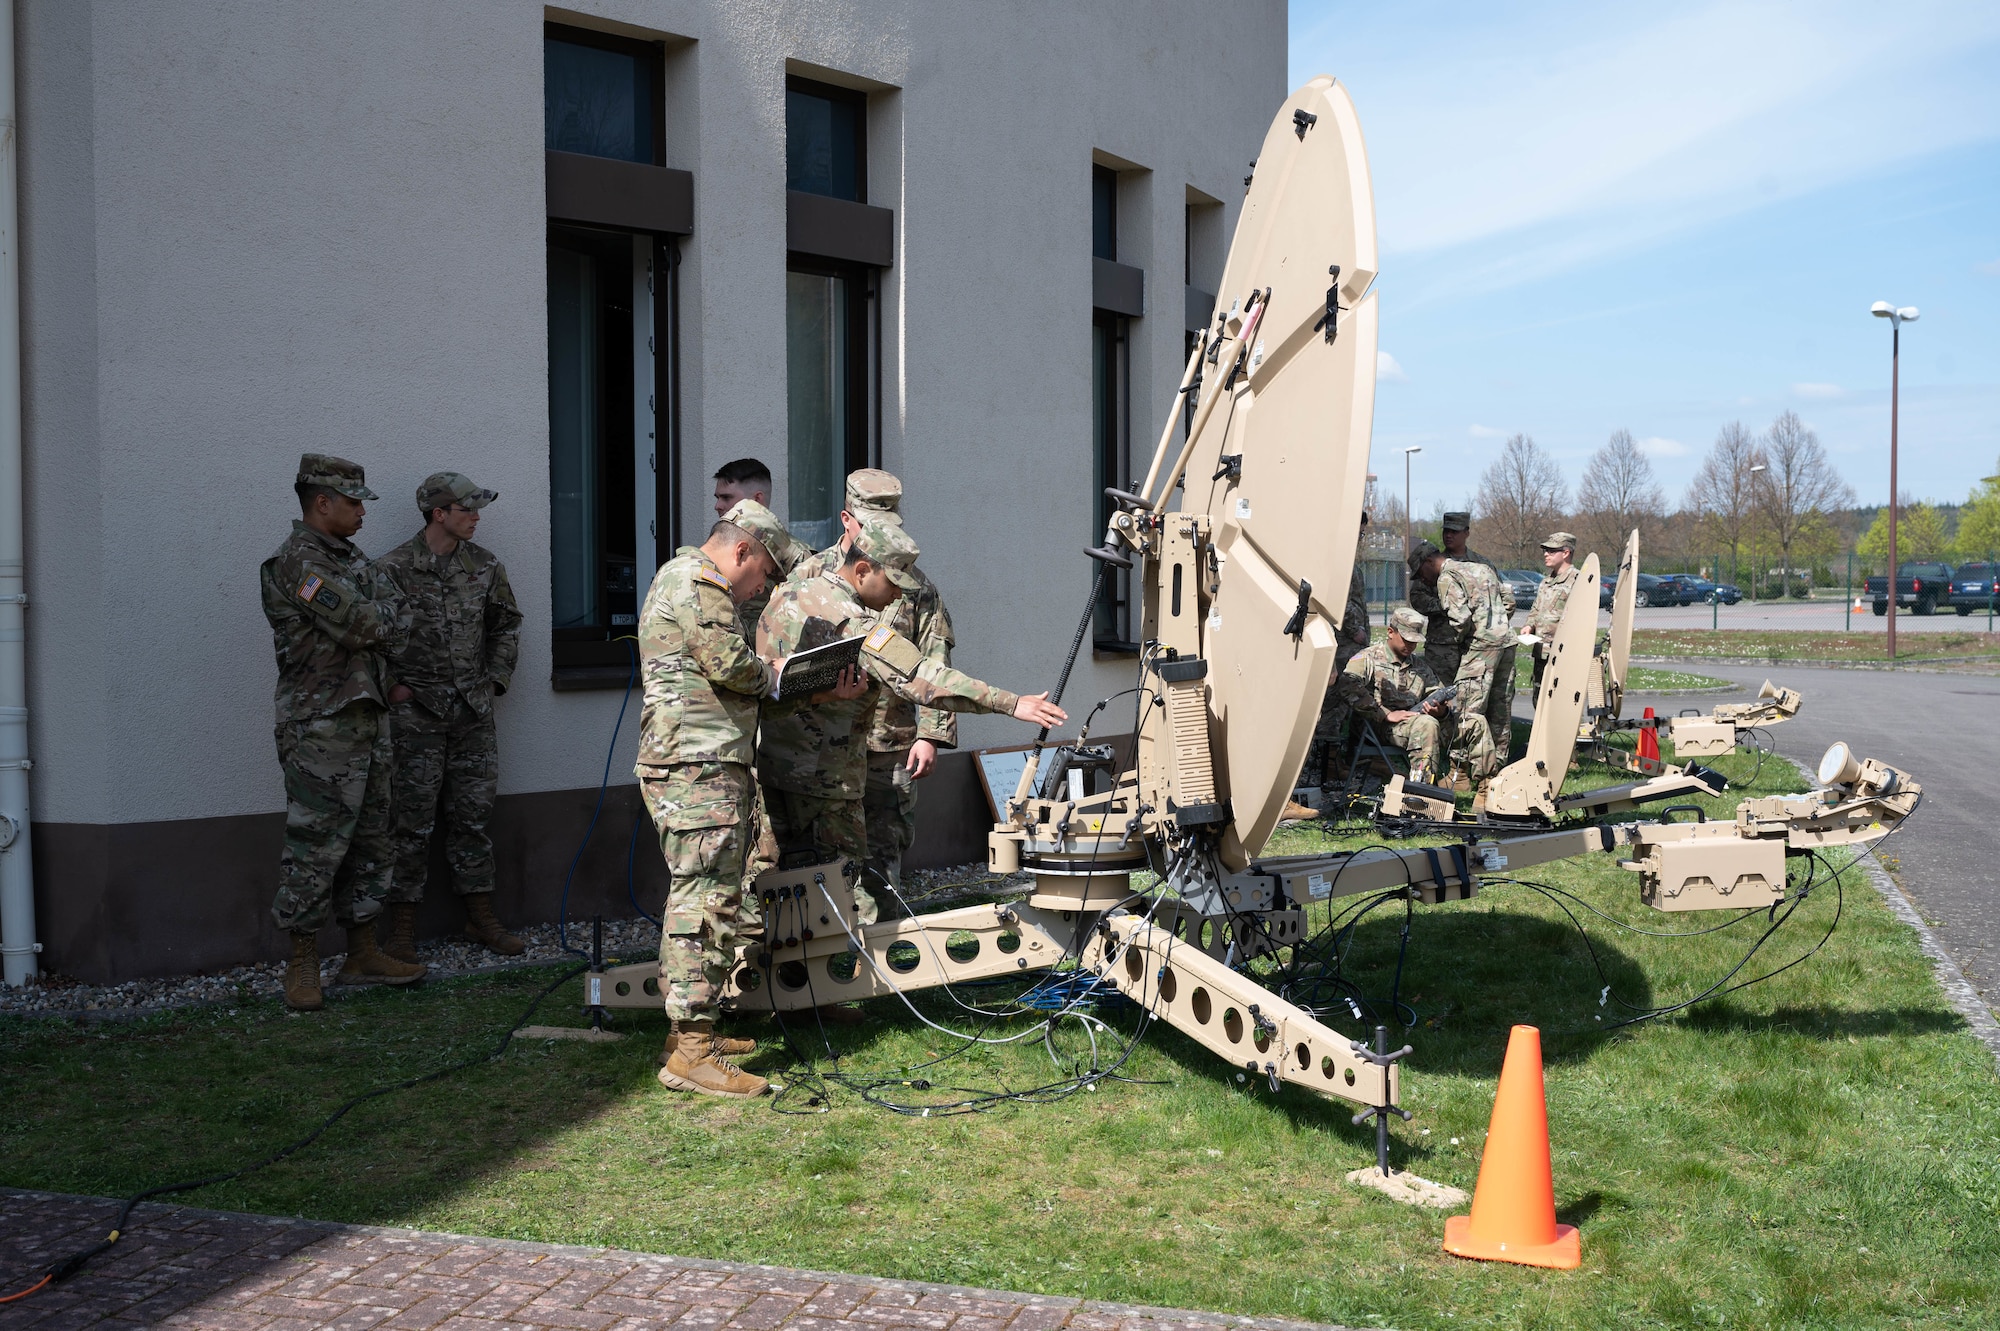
[{"xmin": 0, "ymin": 0, "xmax": 38, "ymax": 988}]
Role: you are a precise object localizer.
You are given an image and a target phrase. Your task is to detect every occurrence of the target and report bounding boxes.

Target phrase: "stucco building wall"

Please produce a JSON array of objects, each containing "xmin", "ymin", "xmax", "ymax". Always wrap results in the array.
[{"xmin": 16, "ymin": 0, "xmax": 1286, "ymax": 979}]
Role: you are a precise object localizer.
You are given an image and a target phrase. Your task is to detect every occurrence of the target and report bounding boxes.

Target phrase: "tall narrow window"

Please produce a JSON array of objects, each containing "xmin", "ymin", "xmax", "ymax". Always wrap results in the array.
[
  {"xmin": 786, "ymin": 79, "xmax": 872, "ymax": 549},
  {"xmin": 545, "ymin": 24, "xmax": 673, "ymax": 680},
  {"xmin": 1092, "ymin": 165, "xmax": 1132, "ymax": 649},
  {"xmin": 1093, "ymin": 166, "xmax": 1118, "ymax": 262}
]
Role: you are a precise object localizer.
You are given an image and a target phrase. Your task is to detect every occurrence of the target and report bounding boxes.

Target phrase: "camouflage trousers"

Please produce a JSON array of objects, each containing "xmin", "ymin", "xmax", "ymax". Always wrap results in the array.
[
  {"xmin": 1453, "ymin": 644, "xmax": 1517, "ymax": 773},
  {"xmin": 1385, "ymin": 713, "xmax": 1447, "ymax": 785},
  {"xmin": 386, "ymin": 696, "xmax": 497, "ymax": 903},
  {"xmin": 641, "ymin": 761, "xmax": 762, "ymax": 1023},
  {"xmin": 271, "ymin": 704, "xmax": 392, "ymax": 932},
  {"xmin": 864, "ymin": 751, "xmax": 919, "ymax": 889},
  {"xmin": 763, "ymin": 785, "xmax": 878, "ymax": 925}
]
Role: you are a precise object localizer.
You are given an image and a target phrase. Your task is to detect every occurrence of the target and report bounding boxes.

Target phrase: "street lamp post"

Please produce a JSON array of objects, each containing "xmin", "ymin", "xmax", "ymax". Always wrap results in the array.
[
  {"xmin": 1872, "ymin": 301, "xmax": 1919, "ymax": 660},
  {"xmin": 1401, "ymin": 446, "xmax": 1421, "ymax": 555},
  {"xmin": 1747, "ymin": 463, "xmax": 1767, "ymax": 600}
]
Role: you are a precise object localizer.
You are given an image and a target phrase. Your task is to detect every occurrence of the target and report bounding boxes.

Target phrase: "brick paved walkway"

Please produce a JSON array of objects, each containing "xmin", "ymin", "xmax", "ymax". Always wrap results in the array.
[{"xmin": 0, "ymin": 1190, "xmax": 1353, "ymax": 1331}]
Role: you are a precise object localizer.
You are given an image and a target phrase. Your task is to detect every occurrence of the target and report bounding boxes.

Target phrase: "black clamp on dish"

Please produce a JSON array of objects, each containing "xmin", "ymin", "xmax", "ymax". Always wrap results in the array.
[
  {"xmin": 1282, "ymin": 578, "xmax": 1313, "ymax": 640},
  {"xmin": 1314, "ymin": 265, "xmax": 1344, "ymax": 344},
  {"xmin": 1212, "ymin": 454, "xmax": 1242, "ymax": 483},
  {"xmin": 1293, "ymin": 107, "xmax": 1318, "ymax": 138},
  {"xmin": 1350, "ymin": 1025, "xmax": 1415, "ymax": 1177}
]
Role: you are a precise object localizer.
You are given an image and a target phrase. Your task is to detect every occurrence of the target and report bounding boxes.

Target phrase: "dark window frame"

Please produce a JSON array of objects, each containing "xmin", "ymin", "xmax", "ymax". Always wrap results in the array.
[
  {"xmin": 785, "ymin": 75, "xmax": 869, "ymax": 203},
  {"xmin": 544, "ymin": 22, "xmax": 681, "ymax": 686},
  {"xmin": 542, "ymin": 22, "xmax": 666, "ymax": 167},
  {"xmin": 1093, "ymin": 308, "xmax": 1136, "ymax": 652}
]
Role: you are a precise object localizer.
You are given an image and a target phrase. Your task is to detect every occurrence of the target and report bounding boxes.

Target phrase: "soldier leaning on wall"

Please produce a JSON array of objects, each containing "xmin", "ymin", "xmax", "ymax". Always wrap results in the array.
[{"xmin": 259, "ymin": 454, "xmax": 428, "ymax": 1012}]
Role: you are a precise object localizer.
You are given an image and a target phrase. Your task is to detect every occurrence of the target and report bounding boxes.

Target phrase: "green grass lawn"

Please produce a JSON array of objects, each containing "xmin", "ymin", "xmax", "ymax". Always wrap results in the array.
[
  {"xmin": 4, "ymin": 744, "xmax": 1996, "ymax": 1330},
  {"xmin": 1630, "ymin": 628, "xmax": 2000, "ymax": 665}
]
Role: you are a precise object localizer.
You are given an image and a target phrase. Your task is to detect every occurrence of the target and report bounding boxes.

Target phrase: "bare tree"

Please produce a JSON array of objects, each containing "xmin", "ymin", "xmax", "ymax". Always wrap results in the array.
[
  {"xmin": 1755, "ymin": 411, "xmax": 1854, "ymax": 595},
  {"xmin": 1575, "ymin": 429, "xmax": 1665, "ymax": 556},
  {"xmin": 1472, "ymin": 434, "xmax": 1569, "ymax": 566},
  {"xmin": 1684, "ymin": 421, "xmax": 1766, "ymax": 582}
]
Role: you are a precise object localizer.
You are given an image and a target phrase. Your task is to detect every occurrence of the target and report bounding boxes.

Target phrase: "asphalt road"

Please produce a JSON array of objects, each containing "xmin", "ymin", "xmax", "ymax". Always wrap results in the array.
[{"xmin": 1613, "ymin": 664, "xmax": 2000, "ymax": 1011}]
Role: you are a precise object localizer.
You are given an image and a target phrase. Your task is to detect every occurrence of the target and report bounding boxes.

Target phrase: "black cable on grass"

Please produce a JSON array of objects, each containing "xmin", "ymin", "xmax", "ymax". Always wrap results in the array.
[
  {"xmin": 1, "ymin": 963, "xmax": 588, "ymax": 1305},
  {"xmin": 1494, "ymin": 851, "xmax": 1850, "ymax": 1031}
]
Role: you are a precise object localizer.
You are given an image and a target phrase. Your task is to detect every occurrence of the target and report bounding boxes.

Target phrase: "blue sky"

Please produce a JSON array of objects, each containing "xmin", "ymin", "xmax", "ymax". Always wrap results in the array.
[{"xmin": 1288, "ymin": 0, "xmax": 2000, "ymax": 512}]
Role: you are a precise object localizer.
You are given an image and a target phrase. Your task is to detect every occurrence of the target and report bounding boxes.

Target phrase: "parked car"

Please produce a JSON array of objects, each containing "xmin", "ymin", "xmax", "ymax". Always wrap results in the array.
[
  {"xmin": 1630, "ymin": 573, "xmax": 1675, "ymax": 608},
  {"xmin": 1710, "ymin": 582, "xmax": 1744, "ymax": 605},
  {"xmin": 1676, "ymin": 576, "xmax": 1719, "ymax": 603},
  {"xmin": 1948, "ymin": 562, "xmax": 1998, "ymax": 616},
  {"xmin": 1650, "ymin": 574, "xmax": 1703, "ymax": 605},
  {"xmin": 1864, "ymin": 562, "xmax": 1955, "ymax": 616},
  {"xmin": 1500, "ymin": 569, "xmax": 1542, "ymax": 611}
]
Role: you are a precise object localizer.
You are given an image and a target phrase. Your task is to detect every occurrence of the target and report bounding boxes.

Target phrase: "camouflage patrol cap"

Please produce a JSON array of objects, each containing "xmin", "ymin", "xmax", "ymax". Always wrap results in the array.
[
  {"xmin": 720, "ymin": 499, "xmax": 795, "ymax": 567},
  {"xmin": 844, "ymin": 468, "xmax": 904, "ymax": 523},
  {"xmin": 1407, "ymin": 539, "xmax": 1443, "ymax": 575},
  {"xmin": 296, "ymin": 453, "xmax": 378, "ymax": 501},
  {"xmin": 417, "ymin": 471, "xmax": 498, "ymax": 515},
  {"xmin": 1388, "ymin": 606, "xmax": 1428, "ymax": 645},
  {"xmin": 1541, "ymin": 531, "xmax": 1577, "ymax": 551},
  {"xmin": 851, "ymin": 515, "xmax": 922, "ymax": 591},
  {"xmin": 1441, "ymin": 511, "xmax": 1472, "ymax": 532}
]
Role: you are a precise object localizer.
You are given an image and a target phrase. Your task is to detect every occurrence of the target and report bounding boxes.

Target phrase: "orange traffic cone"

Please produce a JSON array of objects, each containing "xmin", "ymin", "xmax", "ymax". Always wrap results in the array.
[
  {"xmin": 1637, "ymin": 706, "xmax": 1660, "ymax": 764},
  {"xmin": 1443, "ymin": 1025, "xmax": 1580, "ymax": 1270}
]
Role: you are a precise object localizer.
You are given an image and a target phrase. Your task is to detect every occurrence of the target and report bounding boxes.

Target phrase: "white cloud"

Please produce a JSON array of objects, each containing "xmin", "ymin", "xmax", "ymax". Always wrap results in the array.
[
  {"xmin": 1793, "ymin": 382, "xmax": 1846, "ymax": 399},
  {"xmin": 1637, "ymin": 435, "xmax": 1688, "ymax": 457},
  {"xmin": 1976, "ymin": 259, "xmax": 2000, "ymax": 275},
  {"xmin": 1377, "ymin": 351, "xmax": 1409, "ymax": 383},
  {"xmin": 1468, "ymin": 424, "xmax": 1508, "ymax": 439}
]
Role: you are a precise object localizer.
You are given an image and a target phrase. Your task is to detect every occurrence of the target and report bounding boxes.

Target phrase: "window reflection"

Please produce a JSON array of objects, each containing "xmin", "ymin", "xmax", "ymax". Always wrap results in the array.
[{"xmin": 545, "ymin": 36, "xmax": 656, "ymax": 164}]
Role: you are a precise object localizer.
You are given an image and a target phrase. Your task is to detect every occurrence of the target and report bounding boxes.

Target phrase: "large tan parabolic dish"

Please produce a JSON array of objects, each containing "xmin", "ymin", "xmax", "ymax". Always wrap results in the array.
[{"xmin": 1169, "ymin": 76, "xmax": 1378, "ymax": 867}]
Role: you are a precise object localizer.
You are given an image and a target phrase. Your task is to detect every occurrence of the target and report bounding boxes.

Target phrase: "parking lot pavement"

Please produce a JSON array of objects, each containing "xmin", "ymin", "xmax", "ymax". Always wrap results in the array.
[
  {"xmin": 1598, "ymin": 601, "xmax": 1994, "ymax": 633},
  {"xmin": 1618, "ymin": 663, "xmax": 2000, "ymax": 1013}
]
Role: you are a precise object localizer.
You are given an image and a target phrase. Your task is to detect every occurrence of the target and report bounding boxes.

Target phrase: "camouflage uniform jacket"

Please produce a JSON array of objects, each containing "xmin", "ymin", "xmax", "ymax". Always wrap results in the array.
[
  {"xmin": 1440, "ymin": 558, "xmax": 1515, "ymax": 652},
  {"xmin": 634, "ymin": 547, "xmax": 776, "ymax": 770},
  {"xmin": 791, "ymin": 542, "xmax": 957, "ymax": 752},
  {"xmin": 756, "ymin": 570, "xmax": 1017, "ymax": 800},
  {"xmin": 1407, "ymin": 546, "xmax": 1496, "ymax": 633},
  {"xmin": 374, "ymin": 533, "xmax": 523, "ymax": 720},
  {"xmin": 1339, "ymin": 561, "xmax": 1371, "ymax": 658},
  {"xmin": 259, "ymin": 521, "xmax": 404, "ymax": 723},
  {"xmin": 1337, "ymin": 640, "xmax": 1442, "ymax": 725},
  {"xmin": 1525, "ymin": 562, "xmax": 1579, "ymax": 642}
]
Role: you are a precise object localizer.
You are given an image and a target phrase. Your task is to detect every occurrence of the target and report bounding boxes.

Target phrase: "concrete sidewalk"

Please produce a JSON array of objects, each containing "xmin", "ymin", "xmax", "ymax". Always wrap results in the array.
[{"xmin": 0, "ymin": 1189, "xmax": 1352, "ymax": 1331}]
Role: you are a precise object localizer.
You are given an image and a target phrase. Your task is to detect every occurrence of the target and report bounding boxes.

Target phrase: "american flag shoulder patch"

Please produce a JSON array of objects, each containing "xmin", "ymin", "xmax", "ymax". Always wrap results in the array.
[
  {"xmin": 297, "ymin": 574, "xmax": 324, "ymax": 603},
  {"xmin": 864, "ymin": 624, "xmax": 895, "ymax": 651},
  {"xmin": 697, "ymin": 568, "xmax": 732, "ymax": 592}
]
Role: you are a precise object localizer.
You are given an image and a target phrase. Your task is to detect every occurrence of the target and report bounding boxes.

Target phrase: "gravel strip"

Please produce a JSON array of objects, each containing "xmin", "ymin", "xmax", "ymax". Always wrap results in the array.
[{"xmin": 0, "ymin": 863, "xmax": 1026, "ymax": 1021}]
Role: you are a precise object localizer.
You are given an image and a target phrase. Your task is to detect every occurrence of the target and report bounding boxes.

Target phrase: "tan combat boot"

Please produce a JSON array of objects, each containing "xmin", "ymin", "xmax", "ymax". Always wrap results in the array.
[
  {"xmin": 1279, "ymin": 799, "xmax": 1319, "ymax": 822},
  {"xmin": 381, "ymin": 902, "xmax": 421, "ymax": 965},
  {"xmin": 660, "ymin": 1023, "xmax": 756, "ymax": 1065},
  {"xmin": 1450, "ymin": 767, "xmax": 1474, "ymax": 795},
  {"xmin": 335, "ymin": 921, "xmax": 427, "ymax": 986},
  {"xmin": 463, "ymin": 893, "xmax": 526, "ymax": 956},
  {"xmin": 1471, "ymin": 785, "xmax": 1489, "ymax": 816},
  {"xmin": 284, "ymin": 930, "xmax": 323, "ymax": 1012},
  {"xmin": 658, "ymin": 1021, "xmax": 768, "ymax": 1098}
]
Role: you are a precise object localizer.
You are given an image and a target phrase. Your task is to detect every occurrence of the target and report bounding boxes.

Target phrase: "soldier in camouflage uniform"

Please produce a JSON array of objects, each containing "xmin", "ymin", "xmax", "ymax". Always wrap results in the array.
[
  {"xmin": 637, "ymin": 499, "xmax": 794, "ymax": 1098},
  {"xmin": 787, "ymin": 470, "xmax": 957, "ymax": 891},
  {"xmin": 706, "ymin": 459, "xmax": 812, "ymax": 639},
  {"xmin": 1303, "ymin": 517, "xmax": 1374, "ymax": 797},
  {"xmin": 260, "ymin": 455, "xmax": 427, "ymax": 1011},
  {"xmin": 1420, "ymin": 545, "xmax": 1515, "ymax": 785},
  {"xmin": 374, "ymin": 473, "xmax": 526, "ymax": 963},
  {"xmin": 1522, "ymin": 531, "xmax": 1579, "ymax": 693},
  {"xmin": 1407, "ymin": 511, "xmax": 1497, "ymax": 673},
  {"xmin": 1336, "ymin": 608, "xmax": 1458, "ymax": 785},
  {"xmin": 758, "ymin": 518, "xmax": 1066, "ymax": 926}
]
